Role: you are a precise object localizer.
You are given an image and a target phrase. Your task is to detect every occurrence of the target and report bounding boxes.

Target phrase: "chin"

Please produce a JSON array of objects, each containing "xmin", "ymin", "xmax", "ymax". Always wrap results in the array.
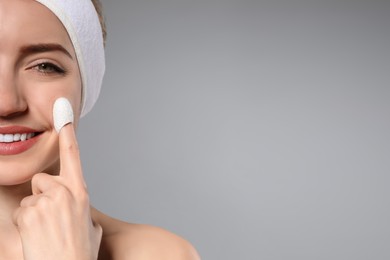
[
  {"xmin": 0, "ymin": 162, "xmax": 60, "ymax": 186},
  {"xmin": 0, "ymin": 142, "xmax": 60, "ymax": 186}
]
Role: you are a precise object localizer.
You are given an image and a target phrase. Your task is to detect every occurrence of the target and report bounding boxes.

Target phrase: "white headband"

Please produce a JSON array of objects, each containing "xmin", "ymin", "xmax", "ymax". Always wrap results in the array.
[{"xmin": 35, "ymin": 0, "xmax": 105, "ymax": 117}]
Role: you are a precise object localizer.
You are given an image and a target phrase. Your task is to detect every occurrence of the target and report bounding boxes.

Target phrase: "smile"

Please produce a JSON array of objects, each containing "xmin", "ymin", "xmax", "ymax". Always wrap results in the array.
[
  {"xmin": 0, "ymin": 127, "xmax": 44, "ymax": 156},
  {"xmin": 0, "ymin": 133, "xmax": 39, "ymax": 143}
]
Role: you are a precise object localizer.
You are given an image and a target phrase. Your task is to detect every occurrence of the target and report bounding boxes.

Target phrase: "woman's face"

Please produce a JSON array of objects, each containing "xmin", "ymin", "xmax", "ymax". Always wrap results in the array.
[{"xmin": 0, "ymin": 0, "xmax": 81, "ymax": 185}]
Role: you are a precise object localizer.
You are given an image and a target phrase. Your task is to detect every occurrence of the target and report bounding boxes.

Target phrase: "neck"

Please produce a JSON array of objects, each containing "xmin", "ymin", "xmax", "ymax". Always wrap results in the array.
[
  {"xmin": 0, "ymin": 182, "xmax": 31, "ymax": 226},
  {"xmin": 0, "ymin": 182, "xmax": 30, "ymax": 259}
]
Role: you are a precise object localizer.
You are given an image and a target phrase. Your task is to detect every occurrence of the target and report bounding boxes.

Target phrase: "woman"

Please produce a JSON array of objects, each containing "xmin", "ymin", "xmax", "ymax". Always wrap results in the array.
[{"xmin": 0, "ymin": 0, "xmax": 200, "ymax": 259}]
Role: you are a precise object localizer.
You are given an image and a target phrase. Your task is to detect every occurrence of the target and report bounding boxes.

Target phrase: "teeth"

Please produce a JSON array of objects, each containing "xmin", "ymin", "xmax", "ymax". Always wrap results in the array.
[
  {"xmin": 14, "ymin": 133, "xmax": 21, "ymax": 141},
  {"xmin": 4, "ymin": 134, "xmax": 13, "ymax": 143},
  {"xmin": 0, "ymin": 133, "xmax": 36, "ymax": 143}
]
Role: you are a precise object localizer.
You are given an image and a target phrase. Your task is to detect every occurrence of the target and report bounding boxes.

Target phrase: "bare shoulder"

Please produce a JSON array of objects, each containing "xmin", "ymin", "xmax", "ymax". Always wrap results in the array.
[
  {"xmin": 105, "ymin": 223, "xmax": 200, "ymax": 260},
  {"xmin": 92, "ymin": 208, "xmax": 201, "ymax": 260}
]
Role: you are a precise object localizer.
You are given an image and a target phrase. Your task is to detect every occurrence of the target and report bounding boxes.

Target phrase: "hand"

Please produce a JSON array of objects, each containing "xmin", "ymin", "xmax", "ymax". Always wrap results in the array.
[{"xmin": 13, "ymin": 123, "xmax": 102, "ymax": 260}]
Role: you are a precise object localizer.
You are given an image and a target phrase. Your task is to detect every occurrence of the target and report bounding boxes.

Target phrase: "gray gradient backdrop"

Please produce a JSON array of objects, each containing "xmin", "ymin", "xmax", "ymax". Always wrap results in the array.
[{"xmin": 78, "ymin": 0, "xmax": 390, "ymax": 259}]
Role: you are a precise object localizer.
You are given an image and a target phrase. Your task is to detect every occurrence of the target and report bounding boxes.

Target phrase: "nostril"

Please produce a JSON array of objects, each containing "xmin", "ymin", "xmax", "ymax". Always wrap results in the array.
[
  {"xmin": 0, "ymin": 109, "xmax": 28, "ymax": 119},
  {"xmin": 0, "ymin": 99, "xmax": 28, "ymax": 118}
]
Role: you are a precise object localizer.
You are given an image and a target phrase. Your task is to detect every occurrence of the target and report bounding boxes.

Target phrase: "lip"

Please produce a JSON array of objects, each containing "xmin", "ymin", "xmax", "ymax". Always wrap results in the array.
[{"xmin": 0, "ymin": 126, "xmax": 44, "ymax": 155}]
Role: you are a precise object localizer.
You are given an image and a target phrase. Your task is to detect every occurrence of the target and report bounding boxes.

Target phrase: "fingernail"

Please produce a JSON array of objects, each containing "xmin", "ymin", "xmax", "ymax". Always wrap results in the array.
[{"xmin": 53, "ymin": 97, "xmax": 74, "ymax": 133}]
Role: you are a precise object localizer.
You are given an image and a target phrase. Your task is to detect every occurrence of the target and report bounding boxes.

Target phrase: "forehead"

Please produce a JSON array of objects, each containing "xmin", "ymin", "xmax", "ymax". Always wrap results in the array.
[{"xmin": 0, "ymin": 0, "xmax": 74, "ymax": 55}]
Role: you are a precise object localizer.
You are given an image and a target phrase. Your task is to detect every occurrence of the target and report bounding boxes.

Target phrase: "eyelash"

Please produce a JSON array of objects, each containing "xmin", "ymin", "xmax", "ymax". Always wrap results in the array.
[{"xmin": 32, "ymin": 62, "xmax": 66, "ymax": 75}]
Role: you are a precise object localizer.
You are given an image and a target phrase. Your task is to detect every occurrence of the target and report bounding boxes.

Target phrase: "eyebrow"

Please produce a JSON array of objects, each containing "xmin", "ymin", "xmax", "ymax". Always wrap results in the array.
[{"xmin": 19, "ymin": 43, "xmax": 73, "ymax": 60}]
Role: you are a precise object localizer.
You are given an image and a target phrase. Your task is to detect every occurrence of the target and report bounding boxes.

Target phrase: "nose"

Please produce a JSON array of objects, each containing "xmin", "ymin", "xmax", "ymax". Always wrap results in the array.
[{"xmin": 0, "ymin": 72, "xmax": 27, "ymax": 118}]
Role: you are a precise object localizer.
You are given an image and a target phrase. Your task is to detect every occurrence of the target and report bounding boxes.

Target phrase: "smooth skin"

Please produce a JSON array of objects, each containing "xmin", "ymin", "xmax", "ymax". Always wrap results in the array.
[{"xmin": 0, "ymin": 0, "xmax": 200, "ymax": 259}]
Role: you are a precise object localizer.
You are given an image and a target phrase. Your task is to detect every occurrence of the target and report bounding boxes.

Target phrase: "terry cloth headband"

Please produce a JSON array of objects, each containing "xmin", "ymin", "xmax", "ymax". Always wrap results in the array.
[{"xmin": 35, "ymin": 0, "xmax": 105, "ymax": 117}]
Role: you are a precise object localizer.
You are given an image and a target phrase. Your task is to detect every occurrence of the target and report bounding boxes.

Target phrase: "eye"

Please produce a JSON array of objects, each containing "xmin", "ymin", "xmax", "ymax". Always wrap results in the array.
[{"xmin": 32, "ymin": 62, "xmax": 66, "ymax": 75}]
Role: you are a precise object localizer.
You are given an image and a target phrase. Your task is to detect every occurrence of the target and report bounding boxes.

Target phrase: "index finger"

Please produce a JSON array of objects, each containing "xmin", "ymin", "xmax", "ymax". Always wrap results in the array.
[
  {"xmin": 58, "ymin": 122, "xmax": 85, "ymax": 186},
  {"xmin": 53, "ymin": 97, "xmax": 85, "ymax": 187}
]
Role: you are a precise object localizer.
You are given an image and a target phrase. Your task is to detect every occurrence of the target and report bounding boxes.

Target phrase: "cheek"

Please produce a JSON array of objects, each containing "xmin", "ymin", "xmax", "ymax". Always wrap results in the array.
[{"xmin": 22, "ymin": 79, "xmax": 82, "ymax": 126}]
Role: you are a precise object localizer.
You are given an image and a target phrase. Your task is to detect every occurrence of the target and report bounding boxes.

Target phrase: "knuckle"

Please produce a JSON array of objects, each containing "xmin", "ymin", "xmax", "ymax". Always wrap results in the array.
[
  {"xmin": 54, "ymin": 185, "xmax": 71, "ymax": 200},
  {"xmin": 31, "ymin": 172, "xmax": 45, "ymax": 186},
  {"xmin": 76, "ymin": 187, "xmax": 90, "ymax": 205},
  {"xmin": 20, "ymin": 196, "xmax": 30, "ymax": 207},
  {"xmin": 94, "ymin": 223, "xmax": 103, "ymax": 238},
  {"xmin": 36, "ymin": 196, "xmax": 50, "ymax": 209},
  {"xmin": 18, "ymin": 208, "xmax": 40, "ymax": 227}
]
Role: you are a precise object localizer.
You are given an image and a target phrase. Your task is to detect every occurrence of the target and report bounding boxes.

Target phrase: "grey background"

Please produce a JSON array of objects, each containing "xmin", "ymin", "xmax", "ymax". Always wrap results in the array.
[{"xmin": 78, "ymin": 0, "xmax": 390, "ymax": 259}]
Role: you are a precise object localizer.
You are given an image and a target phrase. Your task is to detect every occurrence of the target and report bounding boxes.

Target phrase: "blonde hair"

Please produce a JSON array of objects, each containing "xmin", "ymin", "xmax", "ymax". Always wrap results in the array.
[{"xmin": 91, "ymin": 0, "xmax": 107, "ymax": 46}]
